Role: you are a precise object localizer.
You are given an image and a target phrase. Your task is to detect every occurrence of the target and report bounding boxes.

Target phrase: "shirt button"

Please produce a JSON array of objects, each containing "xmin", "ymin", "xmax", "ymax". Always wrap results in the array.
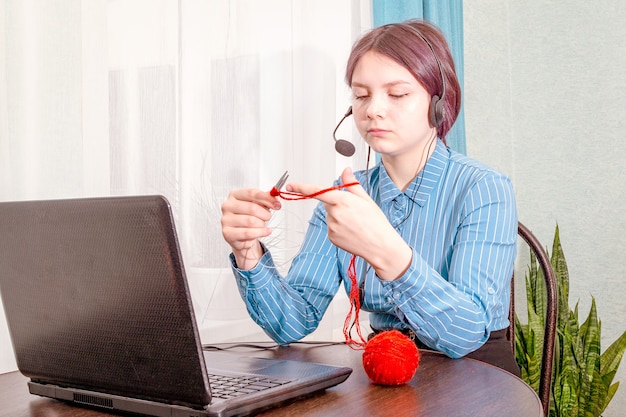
[
  {"xmin": 487, "ymin": 287, "xmax": 495, "ymax": 294},
  {"xmin": 393, "ymin": 293, "xmax": 401, "ymax": 300},
  {"xmin": 240, "ymin": 279, "xmax": 248, "ymax": 287}
]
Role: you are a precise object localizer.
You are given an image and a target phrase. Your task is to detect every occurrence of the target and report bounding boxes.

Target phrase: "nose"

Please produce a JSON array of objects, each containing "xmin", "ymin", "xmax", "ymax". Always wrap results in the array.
[{"xmin": 365, "ymin": 95, "xmax": 386, "ymax": 119}]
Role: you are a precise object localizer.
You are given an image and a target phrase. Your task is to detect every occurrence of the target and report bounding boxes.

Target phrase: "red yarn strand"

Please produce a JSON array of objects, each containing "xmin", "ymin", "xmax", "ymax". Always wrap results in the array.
[
  {"xmin": 270, "ymin": 182, "xmax": 360, "ymax": 200},
  {"xmin": 269, "ymin": 179, "xmax": 366, "ymax": 349},
  {"xmin": 343, "ymin": 254, "xmax": 367, "ymax": 349}
]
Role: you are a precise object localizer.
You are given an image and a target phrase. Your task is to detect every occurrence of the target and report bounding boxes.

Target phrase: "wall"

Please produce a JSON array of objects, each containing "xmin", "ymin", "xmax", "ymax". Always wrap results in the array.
[{"xmin": 464, "ymin": 1, "xmax": 626, "ymax": 415}]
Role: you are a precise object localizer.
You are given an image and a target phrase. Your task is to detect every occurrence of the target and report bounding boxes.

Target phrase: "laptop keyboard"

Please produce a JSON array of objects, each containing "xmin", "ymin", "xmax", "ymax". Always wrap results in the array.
[{"xmin": 208, "ymin": 373, "xmax": 293, "ymax": 400}]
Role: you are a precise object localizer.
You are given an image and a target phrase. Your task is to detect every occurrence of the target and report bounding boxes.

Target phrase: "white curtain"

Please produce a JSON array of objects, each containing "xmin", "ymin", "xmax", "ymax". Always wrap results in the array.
[{"xmin": 0, "ymin": 0, "xmax": 372, "ymax": 371}]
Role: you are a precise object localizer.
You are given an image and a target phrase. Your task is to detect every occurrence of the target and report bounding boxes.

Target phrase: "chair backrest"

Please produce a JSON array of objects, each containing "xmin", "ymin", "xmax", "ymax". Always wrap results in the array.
[{"xmin": 508, "ymin": 222, "xmax": 558, "ymax": 417}]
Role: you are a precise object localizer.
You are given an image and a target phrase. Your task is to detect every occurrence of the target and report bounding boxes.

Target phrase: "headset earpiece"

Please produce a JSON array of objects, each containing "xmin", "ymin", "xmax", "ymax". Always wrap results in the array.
[
  {"xmin": 429, "ymin": 95, "xmax": 444, "ymax": 127},
  {"xmin": 401, "ymin": 23, "xmax": 447, "ymax": 130}
]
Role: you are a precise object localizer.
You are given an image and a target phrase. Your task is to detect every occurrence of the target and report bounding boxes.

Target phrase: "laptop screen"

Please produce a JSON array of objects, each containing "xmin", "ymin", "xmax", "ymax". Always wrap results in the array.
[{"xmin": 0, "ymin": 196, "xmax": 211, "ymax": 408}]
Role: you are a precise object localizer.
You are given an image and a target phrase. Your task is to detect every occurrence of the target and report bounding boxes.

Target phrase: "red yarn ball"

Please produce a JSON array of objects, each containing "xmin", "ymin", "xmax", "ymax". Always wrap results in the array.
[{"xmin": 362, "ymin": 330, "xmax": 420, "ymax": 385}]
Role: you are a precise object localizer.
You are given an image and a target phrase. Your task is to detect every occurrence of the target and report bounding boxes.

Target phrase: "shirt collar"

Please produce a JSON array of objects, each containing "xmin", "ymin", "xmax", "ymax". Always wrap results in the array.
[{"xmin": 376, "ymin": 139, "xmax": 448, "ymax": 208}]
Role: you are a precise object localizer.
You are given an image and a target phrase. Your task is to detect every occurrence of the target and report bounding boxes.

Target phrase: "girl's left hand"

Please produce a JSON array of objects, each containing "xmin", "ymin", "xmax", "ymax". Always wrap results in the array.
[{"xmin": 287, "ymin": 167, "xmax": 412, "ymax": 280}]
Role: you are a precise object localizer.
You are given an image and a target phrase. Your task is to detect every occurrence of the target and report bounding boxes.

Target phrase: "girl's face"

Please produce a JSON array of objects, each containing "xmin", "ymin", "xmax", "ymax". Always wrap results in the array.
[{"xmin": 351, "ymin": 51, "xmax": 436, "ymax": 162}]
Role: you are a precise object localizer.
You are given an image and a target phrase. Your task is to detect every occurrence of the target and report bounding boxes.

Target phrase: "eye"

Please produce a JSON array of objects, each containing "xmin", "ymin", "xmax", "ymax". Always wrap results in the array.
[
  {"xmin": 389, "ymin": 93, "xmax": 408, "ymax": 99},
  {"xmin": 351, "ymin": 87, "xmax": 370, "ymax": 100},
  {"xmin": 352, "ymin": 90, "xmax": 369, "ymax": 100}
]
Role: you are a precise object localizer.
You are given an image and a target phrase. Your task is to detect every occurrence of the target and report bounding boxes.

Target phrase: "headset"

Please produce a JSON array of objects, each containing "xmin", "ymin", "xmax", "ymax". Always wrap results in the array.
[{"xmin": 333, "ymin": 22, "xmax": 447, "ymax": 157}]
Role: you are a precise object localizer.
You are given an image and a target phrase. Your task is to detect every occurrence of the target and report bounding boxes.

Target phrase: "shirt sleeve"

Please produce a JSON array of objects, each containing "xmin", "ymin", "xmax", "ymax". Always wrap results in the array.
[
  {"xmin": 229, "ymin": 202, "xmax": 342, "ymax": 344},
  {"xmin": 381, "ymin": 173, "xmax": 517, "ymax": 358}
]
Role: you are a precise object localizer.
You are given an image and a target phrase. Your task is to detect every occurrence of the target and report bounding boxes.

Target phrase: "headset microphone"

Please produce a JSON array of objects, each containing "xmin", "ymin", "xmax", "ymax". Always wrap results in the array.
[{"xmin": 333, "ymin": 107, "xmax": 355, "ymax": 157}]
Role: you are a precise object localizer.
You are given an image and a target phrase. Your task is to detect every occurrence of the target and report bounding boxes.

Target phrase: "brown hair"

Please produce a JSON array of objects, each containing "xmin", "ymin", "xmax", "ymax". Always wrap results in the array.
[{"xmin": 345, "ymin": 20, "xmax": 461, "ymax": 142}]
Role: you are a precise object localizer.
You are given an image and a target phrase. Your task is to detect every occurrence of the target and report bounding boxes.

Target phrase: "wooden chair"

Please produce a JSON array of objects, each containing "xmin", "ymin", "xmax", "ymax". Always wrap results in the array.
[{"xmin": 508, "ymin": 222, "xmax": 558, "ymax": 417}]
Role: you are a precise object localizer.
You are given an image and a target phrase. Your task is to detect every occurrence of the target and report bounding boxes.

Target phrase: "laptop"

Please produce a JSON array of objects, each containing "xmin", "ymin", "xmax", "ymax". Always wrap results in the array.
[{"xmin": 0, "ymin": 195, "xmax": 352, "ymax": 417}]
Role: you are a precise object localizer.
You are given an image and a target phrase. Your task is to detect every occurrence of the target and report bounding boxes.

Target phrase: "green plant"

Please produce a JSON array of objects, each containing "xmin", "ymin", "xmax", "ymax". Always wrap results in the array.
[{"xmin": 515, "ymin": 225, "xmax": 626, "ymax": 417}]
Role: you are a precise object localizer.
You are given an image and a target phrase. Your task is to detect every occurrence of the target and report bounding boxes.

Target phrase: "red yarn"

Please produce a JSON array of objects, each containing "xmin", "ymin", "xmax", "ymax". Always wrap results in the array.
[
  {"xmin": 343, "ymin": 254, "xmax": 367, "ymax": 349},
  {"xmin": 270, "ymin": 182, "xmax": 360, "ymax": 200},
  {"xmin": 343, "ymin": 254, "xmax": 420, "ymax": 385},
  {"xmin": 362, "ymin": 330, "xmax": 421, "ymax": 385}
]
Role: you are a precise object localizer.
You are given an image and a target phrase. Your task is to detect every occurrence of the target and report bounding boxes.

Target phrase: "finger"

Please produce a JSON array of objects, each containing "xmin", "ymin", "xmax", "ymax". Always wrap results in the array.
[
  {"xmin": 286, "ymin": 174, "xmax": 362, "ymax": 205},
  {"xmin": 285, "ymin": 181, "xmax": 345, "ymax": 204},
  {"xmin": 340, "ymin": 167, "xmax": 369, "ymax": 198},
  {"xmin": 222, "ymin": 224, "xmax": 272, "ymax": 244},
  {"xmin": 225, "ymin": 189, "xmax": 281, "ymax": 212},
  {"xmin": 285, "ymin": 181, "xmax": 322, "ymax": 196},
  {"xmin": 221, "ymin": 209, "xmax": 271, "ymax": 228},
  {"xmin": 221, "ymin": 198, "xmax": 262, "ymax": 219},
  {"xmin": 221, "ymin": 212, "xmax": 272, "ymax": 247},
  {"xmin": 231, "ymin": 188, "xmax": 281, "ymax": 209}
]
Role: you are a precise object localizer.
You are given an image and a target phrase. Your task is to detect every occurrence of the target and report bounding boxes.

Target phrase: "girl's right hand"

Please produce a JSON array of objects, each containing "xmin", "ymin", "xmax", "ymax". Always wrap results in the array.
[{"xmin": 220, "ymin": 188, "xmax": 281, "ymax": 270}]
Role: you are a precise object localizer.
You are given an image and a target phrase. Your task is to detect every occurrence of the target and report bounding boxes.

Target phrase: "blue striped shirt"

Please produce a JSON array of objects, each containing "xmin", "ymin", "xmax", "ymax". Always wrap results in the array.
[{"xmin": 230, "ymin": 140, "xmax": 517, "ymax": 358}]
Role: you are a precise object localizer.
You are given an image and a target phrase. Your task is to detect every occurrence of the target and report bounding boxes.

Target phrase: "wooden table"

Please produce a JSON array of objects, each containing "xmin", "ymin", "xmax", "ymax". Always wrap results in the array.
[{"xmin": 0, "ymin": 342, "xmax": 543, "ymax": 417}]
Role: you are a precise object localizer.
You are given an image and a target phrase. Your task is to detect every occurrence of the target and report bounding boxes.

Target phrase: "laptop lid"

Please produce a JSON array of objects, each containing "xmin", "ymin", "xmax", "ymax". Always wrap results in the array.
[
  {"xmin": 0, "ymin": 195, "xmax": 351, "ymax": 416},
  {"xmin": 0, "ymin": 195, "xmax": 212, "ymax": 408}
]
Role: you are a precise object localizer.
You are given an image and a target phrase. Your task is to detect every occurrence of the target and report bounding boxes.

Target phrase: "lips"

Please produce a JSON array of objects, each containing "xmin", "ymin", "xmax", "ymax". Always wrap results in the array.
[{"xmin": 367, "ymin": 128, "xmax": 389, "ymax": 137}]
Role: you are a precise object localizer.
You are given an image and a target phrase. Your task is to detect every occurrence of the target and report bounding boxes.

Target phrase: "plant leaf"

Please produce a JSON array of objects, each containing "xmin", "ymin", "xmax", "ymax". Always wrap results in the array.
[
  {"xmin": 598, "ymin": 331, "xmax": 626, "ymax": 414},
  {"xmin": 579, "ymin": 298, "xmax": 601, "ymax": 416},
  {"xmin": 599, "ymin": 381, "xmax": 620, "ymax": 415},
  {"xmin": 600, "ymin": 329, "xmax": 626, "ymax": 379},
  {"xmin": 550, "ymin": 225, "xmax": 570, "ymax": 332}
]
